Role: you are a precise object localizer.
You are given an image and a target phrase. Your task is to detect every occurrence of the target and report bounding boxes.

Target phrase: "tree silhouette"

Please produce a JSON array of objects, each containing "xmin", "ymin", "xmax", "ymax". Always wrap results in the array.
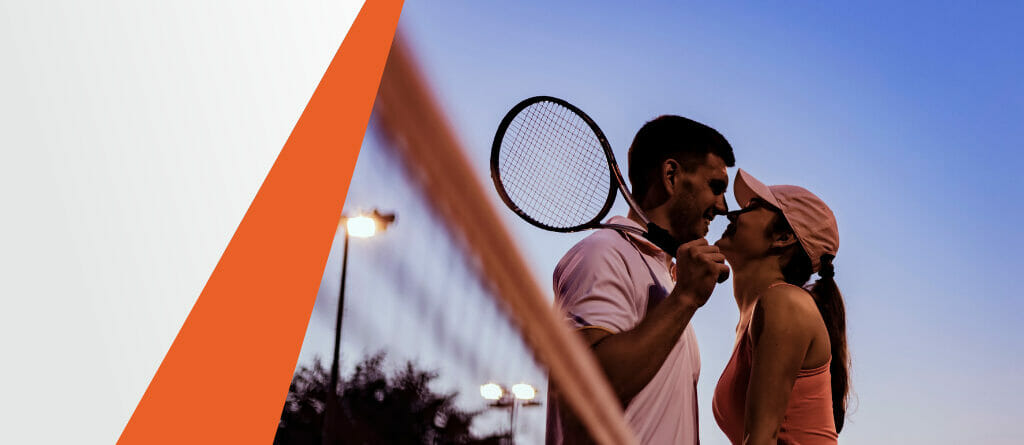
[{"xmin": 275, "ymin": 353, "xmax": 508, "ymax": 445}]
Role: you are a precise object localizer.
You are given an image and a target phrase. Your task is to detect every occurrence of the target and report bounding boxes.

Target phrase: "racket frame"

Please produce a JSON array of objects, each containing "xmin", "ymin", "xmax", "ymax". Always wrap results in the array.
[
  {"xmin": 491, "ymin": 96, "xmax": 729, "ymax": 282},
  {"xmin": 491, "ymin": 96, "xmax": 622, "ymax": 233},
  {"xmin": 491, "ymin": 95, "xmax": 663, "ymax": 231},
  {"xmin": 492, "ymin": 95, "xmax": 729, "ymax": 285}
]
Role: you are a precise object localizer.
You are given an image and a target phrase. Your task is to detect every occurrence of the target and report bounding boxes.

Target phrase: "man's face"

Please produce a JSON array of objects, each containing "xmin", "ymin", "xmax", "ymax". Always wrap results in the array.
[{"xmin": 666, "ymin": 153, "xmax": 729, "ymax": 242}]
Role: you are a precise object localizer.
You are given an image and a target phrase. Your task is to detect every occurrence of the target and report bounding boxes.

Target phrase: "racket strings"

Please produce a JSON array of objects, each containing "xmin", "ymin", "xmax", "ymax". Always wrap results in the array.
[
  {"xmin": 502, "ymin": 107, "xmax": 584, "ymax": 221},
  {"xmin": 497, "ymin": 100, "xmax": 613, "ymax": 229},
  {"xmin": 528, "ymin": 103, "xmax": 609, "ymax": 223}
]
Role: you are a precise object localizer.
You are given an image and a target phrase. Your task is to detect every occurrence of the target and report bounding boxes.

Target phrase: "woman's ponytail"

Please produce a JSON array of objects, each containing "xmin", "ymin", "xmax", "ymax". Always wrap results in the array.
[{"xmin": 809, "ymin": 254, "xmax": 850, "ymax": 433}]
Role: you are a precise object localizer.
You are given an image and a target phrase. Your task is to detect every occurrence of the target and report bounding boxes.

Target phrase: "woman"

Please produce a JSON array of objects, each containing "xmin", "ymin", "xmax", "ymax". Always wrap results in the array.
[{"xmin": 712, "ymin": 169, "xmax": 850, "ymax": 445}]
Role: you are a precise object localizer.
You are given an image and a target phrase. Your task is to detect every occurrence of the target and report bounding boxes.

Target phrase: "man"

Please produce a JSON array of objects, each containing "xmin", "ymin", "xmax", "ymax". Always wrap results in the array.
[{"xmin": 546, "ymin": 115, "xmax": 735, "ymax": 444}]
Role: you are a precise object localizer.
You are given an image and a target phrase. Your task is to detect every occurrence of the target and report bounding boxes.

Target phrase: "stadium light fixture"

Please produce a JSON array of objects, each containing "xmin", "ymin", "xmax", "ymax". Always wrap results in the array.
[
  {"xmin": 323, "ymin": 208, "xmax": 396, "ymax": 444},
  {"xmin": 345, "ymin": 216, "xmax": 377, "ymax": 238},
  {"xmin": 342, "ymin": 209, "xmax": 396, "ymax": 238},
  {"xmin": 511, "ymin": 383, "xmax": 536, "ymax": 401},
  {"xmin": 479, "ymin": 381, "xmax": 542, "ymax": 443},
  {"xmin": 480, "ymin": 383, "xmax": 504, "ymax": 401}
]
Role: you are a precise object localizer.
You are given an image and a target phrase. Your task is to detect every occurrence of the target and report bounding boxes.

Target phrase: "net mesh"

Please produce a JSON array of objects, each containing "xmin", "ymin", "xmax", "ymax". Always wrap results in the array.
[
  {"xmin": 278, "ymin": 32, "xmax": 636, "ymax": 445},
  {"xmin": 497, "ymin": 100, "xmax": 614, "ymax": 229}
]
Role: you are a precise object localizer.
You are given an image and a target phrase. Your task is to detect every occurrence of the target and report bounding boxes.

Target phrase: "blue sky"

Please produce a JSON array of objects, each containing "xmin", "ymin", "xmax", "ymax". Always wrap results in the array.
[{"xmin": 309, "ymin": 2, "xmax": 1022, "ymax": 444}]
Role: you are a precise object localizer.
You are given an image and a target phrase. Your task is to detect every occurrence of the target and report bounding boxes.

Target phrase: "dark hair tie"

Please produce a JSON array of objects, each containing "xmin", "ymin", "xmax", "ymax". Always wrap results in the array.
[{"xmin": 819, "ymin": 254, "xmax": 836, "ymax": 279}]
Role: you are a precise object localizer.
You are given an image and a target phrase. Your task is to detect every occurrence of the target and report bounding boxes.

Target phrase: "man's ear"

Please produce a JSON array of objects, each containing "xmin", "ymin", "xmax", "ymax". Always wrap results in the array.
[
  {"xmin": 771, "ymin": 231, "xmax": 799, "ymax": 249},
  {"xmin": 660, "ymin": 158, "xmax": 681, "ymax": 197}
]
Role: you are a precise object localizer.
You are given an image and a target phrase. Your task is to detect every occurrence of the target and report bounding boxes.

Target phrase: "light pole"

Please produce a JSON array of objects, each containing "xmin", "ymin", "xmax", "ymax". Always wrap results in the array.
[
  {"xmin": 480, "ymin": 382, "xmax": 542, "ymax": 445},
  {"xmin": 323, "ymin": 209, "xmax": 395, "ymax": 445}
]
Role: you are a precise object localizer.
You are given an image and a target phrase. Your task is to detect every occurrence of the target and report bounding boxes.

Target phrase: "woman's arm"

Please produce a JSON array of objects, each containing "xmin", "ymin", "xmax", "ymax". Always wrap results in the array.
[{"xmin": 742, "ymin": 286, "xmax": 817, "ymax": 445}]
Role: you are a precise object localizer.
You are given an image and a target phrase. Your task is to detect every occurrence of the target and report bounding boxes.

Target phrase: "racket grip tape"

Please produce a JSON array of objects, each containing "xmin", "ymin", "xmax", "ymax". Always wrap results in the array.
[{"xmin": 645, "ymin": 223, "xmax": 730, "ymax": 284}]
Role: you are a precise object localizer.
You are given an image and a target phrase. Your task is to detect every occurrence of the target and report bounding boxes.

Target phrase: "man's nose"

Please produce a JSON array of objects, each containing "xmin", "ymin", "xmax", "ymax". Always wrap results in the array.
[{"xmin": 713, "ymin": 196, "xmax": 729, "ymax": 216}]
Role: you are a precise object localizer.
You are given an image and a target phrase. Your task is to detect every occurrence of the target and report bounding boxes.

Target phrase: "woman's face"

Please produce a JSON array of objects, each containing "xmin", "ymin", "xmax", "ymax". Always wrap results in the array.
[{"xmin": 715, "ymin": 198, "xmax": 781, "ymax": 265}]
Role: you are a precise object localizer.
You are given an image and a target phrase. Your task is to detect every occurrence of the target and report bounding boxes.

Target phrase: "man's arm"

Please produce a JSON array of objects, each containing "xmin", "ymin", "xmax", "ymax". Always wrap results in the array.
[
  {"xmin": 577, "ymin": 239, "xmax": 727, "ymax": 408},
  {"xmin": 579, "ymin": 290, "xmax": 699, "ymax": 407}
]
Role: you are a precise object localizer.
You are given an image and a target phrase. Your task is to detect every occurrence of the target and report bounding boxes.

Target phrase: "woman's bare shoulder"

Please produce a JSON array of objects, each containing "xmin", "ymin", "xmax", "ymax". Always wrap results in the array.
[{"xmin": 750, "ymin": 283, "xmax": 820, "ymax": 341}]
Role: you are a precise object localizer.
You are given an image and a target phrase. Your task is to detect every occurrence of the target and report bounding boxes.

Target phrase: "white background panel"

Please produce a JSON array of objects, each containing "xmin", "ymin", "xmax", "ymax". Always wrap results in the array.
[{"xmin": 0, "ymin": 1, "xmax": 364, "ymax": 442}]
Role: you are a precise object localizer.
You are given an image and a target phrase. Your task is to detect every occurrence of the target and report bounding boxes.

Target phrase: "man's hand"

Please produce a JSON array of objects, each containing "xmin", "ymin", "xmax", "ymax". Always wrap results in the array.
[
  {"xmin": 672, "ymin": 238, "xmax": 729, "ymax": 308},
  {"xmin": 567, "ymin": 238, "xmax": 727, "ymax": 409}
]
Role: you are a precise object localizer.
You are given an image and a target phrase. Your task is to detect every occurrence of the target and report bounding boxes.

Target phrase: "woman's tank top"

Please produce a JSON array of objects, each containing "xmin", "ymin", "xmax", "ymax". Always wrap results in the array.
[{"xmin": 712, "ymin": 283, "xmax": 838, "ymax": 444}]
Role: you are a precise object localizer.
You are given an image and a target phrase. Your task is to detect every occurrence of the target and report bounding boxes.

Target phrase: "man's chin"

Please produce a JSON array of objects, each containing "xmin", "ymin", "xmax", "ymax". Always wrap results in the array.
[
  {"xmin": 670, "ymin": 222, "xmax": 707, "ymax": 242},
  {"xmin": 674, "ymin": 229, "xmax": 701, "ymax": 242}
]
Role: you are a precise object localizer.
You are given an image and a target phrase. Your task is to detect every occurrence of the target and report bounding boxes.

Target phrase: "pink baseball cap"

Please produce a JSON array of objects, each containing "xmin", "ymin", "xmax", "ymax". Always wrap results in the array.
[{"xmin": 734, "ymin": 168, "xmax": 839, "ymax": 272}]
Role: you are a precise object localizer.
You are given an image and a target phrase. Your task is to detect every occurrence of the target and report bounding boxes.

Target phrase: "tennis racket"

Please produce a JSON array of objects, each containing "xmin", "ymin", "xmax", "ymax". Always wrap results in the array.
[{"xmin": 490, "ymin": 96, "xmax": 729, "ymax": 283}]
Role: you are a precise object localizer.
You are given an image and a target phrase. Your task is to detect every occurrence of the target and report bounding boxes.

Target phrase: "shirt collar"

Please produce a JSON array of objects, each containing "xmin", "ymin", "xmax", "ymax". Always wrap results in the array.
[{"xmin": 606, "ymin": 215, "xmax": 674, "ymax": 264}]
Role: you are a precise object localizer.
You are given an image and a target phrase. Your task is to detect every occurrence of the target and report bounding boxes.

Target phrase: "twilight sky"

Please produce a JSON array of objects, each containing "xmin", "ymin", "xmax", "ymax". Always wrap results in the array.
[{"xmin": 305, "ymin": 2, "xmax": 1023, "ymax": 444}]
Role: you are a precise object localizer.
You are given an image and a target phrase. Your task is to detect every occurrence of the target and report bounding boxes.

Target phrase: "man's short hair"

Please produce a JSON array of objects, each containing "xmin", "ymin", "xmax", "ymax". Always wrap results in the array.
[{"xmin": 627, "ymin": 115, "xmax": 735, "ymax": 203}]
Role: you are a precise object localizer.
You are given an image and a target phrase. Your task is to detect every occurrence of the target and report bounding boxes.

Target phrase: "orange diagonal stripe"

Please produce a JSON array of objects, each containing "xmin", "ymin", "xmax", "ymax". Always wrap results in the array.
[{"xmin": 117, "ymin": 1, "xmax": 404, "ymax": 443}]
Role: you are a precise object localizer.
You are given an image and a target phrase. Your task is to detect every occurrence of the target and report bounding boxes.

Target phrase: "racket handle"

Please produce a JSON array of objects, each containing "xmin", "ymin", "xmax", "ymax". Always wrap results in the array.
[
  {"xmin": 645, "ymin": 223, "xmax": 730, "ymax": 284},
  {"xmin": 643, "ymin": 223, "xmax": 681, "ymax": 255},
  {"xmin": 716, "ymin": 268, "xmax": 730, "ymax": 283}
]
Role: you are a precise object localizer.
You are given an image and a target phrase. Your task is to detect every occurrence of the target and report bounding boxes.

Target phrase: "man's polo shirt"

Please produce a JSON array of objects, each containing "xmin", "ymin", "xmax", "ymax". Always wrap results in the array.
[{"xmin": 546, "ymin": 215, "xmax": 701, "ymax": 445}]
